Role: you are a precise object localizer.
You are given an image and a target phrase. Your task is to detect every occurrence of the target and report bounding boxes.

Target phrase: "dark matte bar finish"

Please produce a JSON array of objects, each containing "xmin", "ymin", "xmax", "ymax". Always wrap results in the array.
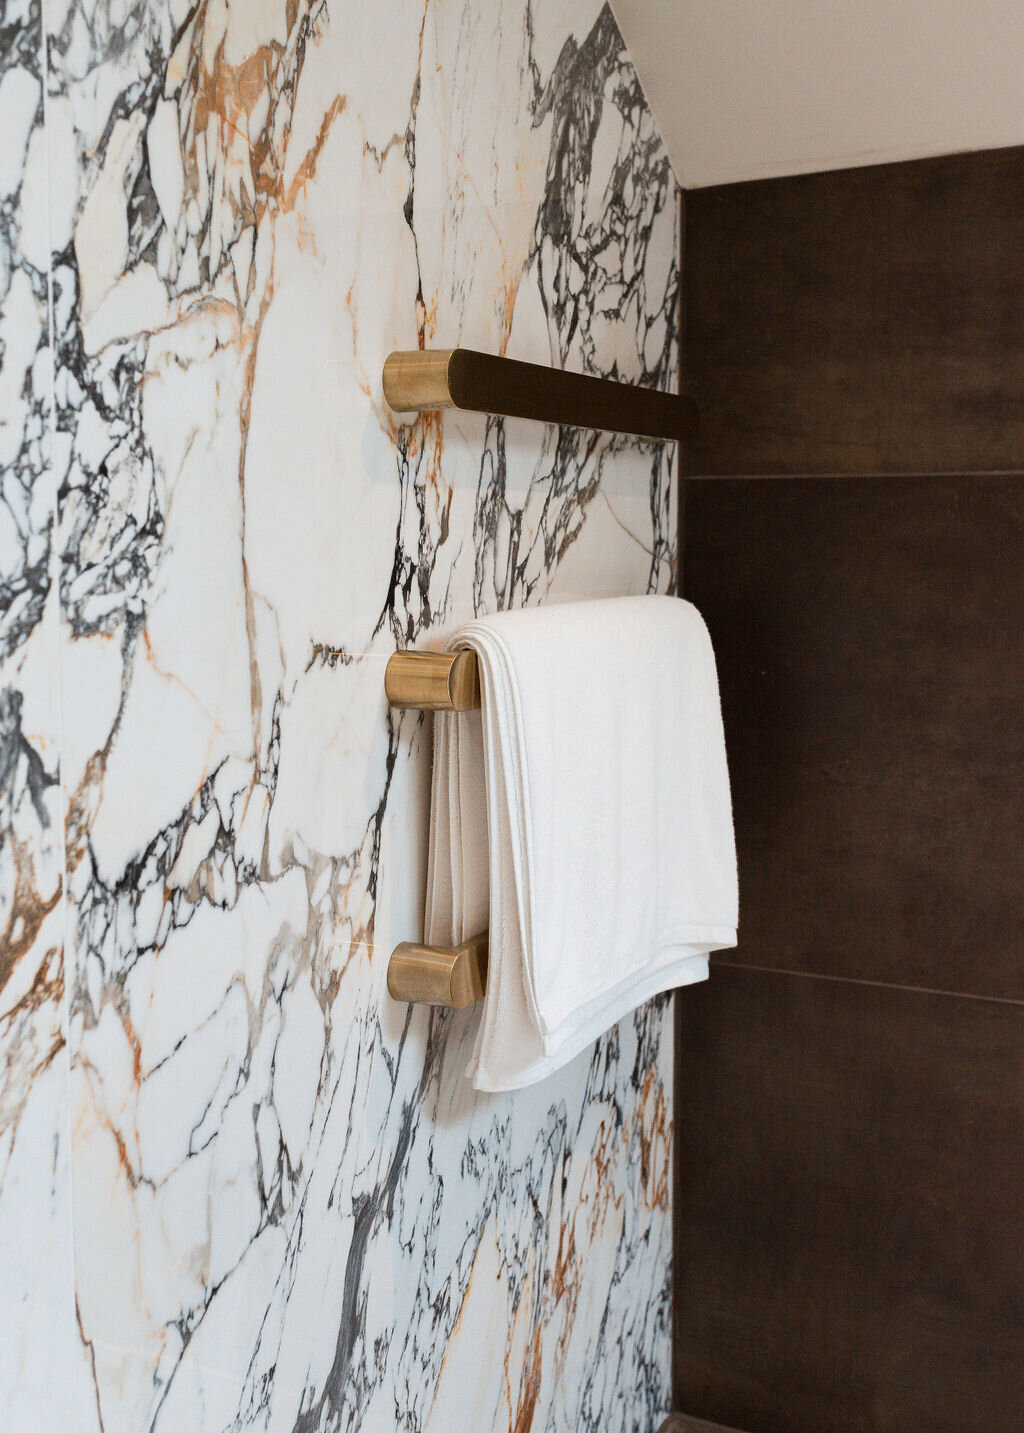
[{"xmin": 447, "ymin": 349, "xmax": 698, "ymax": 440}]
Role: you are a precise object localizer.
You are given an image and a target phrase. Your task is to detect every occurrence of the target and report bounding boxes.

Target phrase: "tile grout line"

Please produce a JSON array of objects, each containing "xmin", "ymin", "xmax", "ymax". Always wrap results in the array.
[
  {"xmin": 711, "ymin": 957, "xmax": 1024, "ymax": 1008},
  {"xmin": 682, "ymin": 469, "xmax": 1024, "ymax": 480}
]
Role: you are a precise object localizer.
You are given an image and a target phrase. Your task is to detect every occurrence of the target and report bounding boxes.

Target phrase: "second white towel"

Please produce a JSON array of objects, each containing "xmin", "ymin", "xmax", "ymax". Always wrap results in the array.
[{"xmin": 424, "ymin": 594, "xmax": 738, "ymax": 1092}]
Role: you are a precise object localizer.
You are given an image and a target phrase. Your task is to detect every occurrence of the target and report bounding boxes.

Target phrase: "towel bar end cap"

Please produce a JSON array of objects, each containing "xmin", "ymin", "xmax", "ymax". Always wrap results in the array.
[
  {"xmin": 387, "ymin": 932, "xmax": 488, "ymax": 1008},
  {"xmin": 383, "ymin": 349, "xmax": 456, "ymax": 413},
  {"xmin": 385, "ymin": 649, "xmax": 480, "ymax": 711}
]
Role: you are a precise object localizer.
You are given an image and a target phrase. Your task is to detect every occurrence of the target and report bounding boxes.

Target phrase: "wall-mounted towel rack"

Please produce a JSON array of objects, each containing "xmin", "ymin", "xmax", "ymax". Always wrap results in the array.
[
  {"xmin": 383, "ymin": 348, "xmax": 698, "ymax": 442},
  {"xmin": 381, "ymin": 341, "xmax": 694, "ymax": 1008},
  {"xmin": 386, "ymin": 649, "xmax": 486, "ymax": 1007}
]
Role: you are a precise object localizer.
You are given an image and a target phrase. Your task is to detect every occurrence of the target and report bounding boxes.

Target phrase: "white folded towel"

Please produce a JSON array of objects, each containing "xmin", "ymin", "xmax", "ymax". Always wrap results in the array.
[{"xmin": 424, "ymin": 594, "xmax": 737, "ymax": 1092}]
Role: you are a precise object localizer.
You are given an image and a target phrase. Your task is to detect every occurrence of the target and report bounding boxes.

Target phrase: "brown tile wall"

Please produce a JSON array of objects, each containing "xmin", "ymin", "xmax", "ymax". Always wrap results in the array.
[{"xmin": 675, "ymin": 148, "xmax": 1024, "ymax": 1433}]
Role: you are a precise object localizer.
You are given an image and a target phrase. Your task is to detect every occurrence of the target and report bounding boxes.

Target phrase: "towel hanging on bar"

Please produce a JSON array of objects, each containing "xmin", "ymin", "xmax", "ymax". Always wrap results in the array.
[{"xmin": 385, "ymin": 596, "xmax": 739, "ymax": 1092}]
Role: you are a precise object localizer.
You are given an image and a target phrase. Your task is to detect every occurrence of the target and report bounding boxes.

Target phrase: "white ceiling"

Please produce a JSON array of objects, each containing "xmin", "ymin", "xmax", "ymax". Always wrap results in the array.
[{"xmin": 610, "ymin": 0, "xmax": 1024, "ymax": 188}]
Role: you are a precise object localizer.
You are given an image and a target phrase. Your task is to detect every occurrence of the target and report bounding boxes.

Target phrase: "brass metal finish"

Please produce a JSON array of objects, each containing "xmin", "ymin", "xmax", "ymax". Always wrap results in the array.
[
  {"xmin": 382, "ymin": 349, "xmax": 455, "ymax": 412},
  {"xmin": 384, "ymin": 647, "xmax": 487, "ymax": 1008},
  {"xmin": 382, "ymin": 347, "xmax": 698, "ymax": 442},
  {"xmin": 387, "ymin": 931, "xmax": 489, "ymax": 1008},
  {"xmin": 384, "ymin": 649, "xmax": 480, "ymax": 711}
]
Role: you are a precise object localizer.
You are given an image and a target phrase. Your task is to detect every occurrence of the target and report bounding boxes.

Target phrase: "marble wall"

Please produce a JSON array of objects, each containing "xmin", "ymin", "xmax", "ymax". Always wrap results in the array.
[{"xmin": 0, "ymin": 2, "xmax": 681, "ymax": 1430}]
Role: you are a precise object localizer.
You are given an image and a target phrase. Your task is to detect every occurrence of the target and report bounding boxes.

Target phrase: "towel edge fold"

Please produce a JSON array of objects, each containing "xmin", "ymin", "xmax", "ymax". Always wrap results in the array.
[{"xmin": 468, "ymin": 950, "xmax": 719, "ymax": 1094}]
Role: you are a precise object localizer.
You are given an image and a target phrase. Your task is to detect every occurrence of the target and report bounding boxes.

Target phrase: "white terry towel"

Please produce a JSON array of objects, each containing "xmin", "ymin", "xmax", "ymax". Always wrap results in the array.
[{"xmin": 424, "ymin": 594, "xmax": 737, "ymax": 1092}]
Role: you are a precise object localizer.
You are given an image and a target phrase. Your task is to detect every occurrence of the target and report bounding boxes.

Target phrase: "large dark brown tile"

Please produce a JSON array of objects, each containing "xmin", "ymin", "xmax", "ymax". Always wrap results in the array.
[
  {"xmin": 673, "ymin": 968, "xmax": 1024, "ymax": 1433},
  {"xmin": 683, "ymin": 147, "xmax": 1024, "ymax": 476},
  {"xmin": 683, "ymin": 475, "xmax": 1024, "ymax": 1000}
]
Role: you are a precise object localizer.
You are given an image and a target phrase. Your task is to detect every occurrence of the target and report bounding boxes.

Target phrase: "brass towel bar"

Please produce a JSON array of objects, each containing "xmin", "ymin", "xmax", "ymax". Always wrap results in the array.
[
  {"xmin": 386, "ymin": 650, "xmax": 486, "ymax": 1007},
  {"xmin": 383, "ymin": 347, "xmax": 697, "ymax": 442}
]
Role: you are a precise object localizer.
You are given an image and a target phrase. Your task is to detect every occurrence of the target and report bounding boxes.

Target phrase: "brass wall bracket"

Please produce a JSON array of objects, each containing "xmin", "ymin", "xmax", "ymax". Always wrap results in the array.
[
  {"xmin": 385, "ymin": 648, "xmax": 487, "ymax": 1008},
  {"xmin": 387, "ymin": 932, "xmax": 488, "ymax": 1008},
  {"xmin": 383, "ymin": 347, "xmax": 698, "ymax": 443},
  {"xmin": 384, "ymin": 649, "xmax": 480, "ymax": 712}
]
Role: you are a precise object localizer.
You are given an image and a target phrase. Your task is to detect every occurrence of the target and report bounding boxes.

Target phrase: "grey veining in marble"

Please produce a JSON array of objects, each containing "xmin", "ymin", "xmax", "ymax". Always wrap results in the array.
[{"xmin": 1, "ymin": 3, "xmax": 681, "ymax": 1429}]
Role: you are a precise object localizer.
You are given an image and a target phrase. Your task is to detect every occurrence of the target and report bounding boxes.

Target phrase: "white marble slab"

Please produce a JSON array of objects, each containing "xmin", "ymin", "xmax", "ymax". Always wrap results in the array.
[
  {"xmin": 1, "ymin": 2, "xmax": 681, "ymax": 1428},
  {"xmin": 0, "ymin": 2, "xmax": 77, "ymax": 1427}
]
